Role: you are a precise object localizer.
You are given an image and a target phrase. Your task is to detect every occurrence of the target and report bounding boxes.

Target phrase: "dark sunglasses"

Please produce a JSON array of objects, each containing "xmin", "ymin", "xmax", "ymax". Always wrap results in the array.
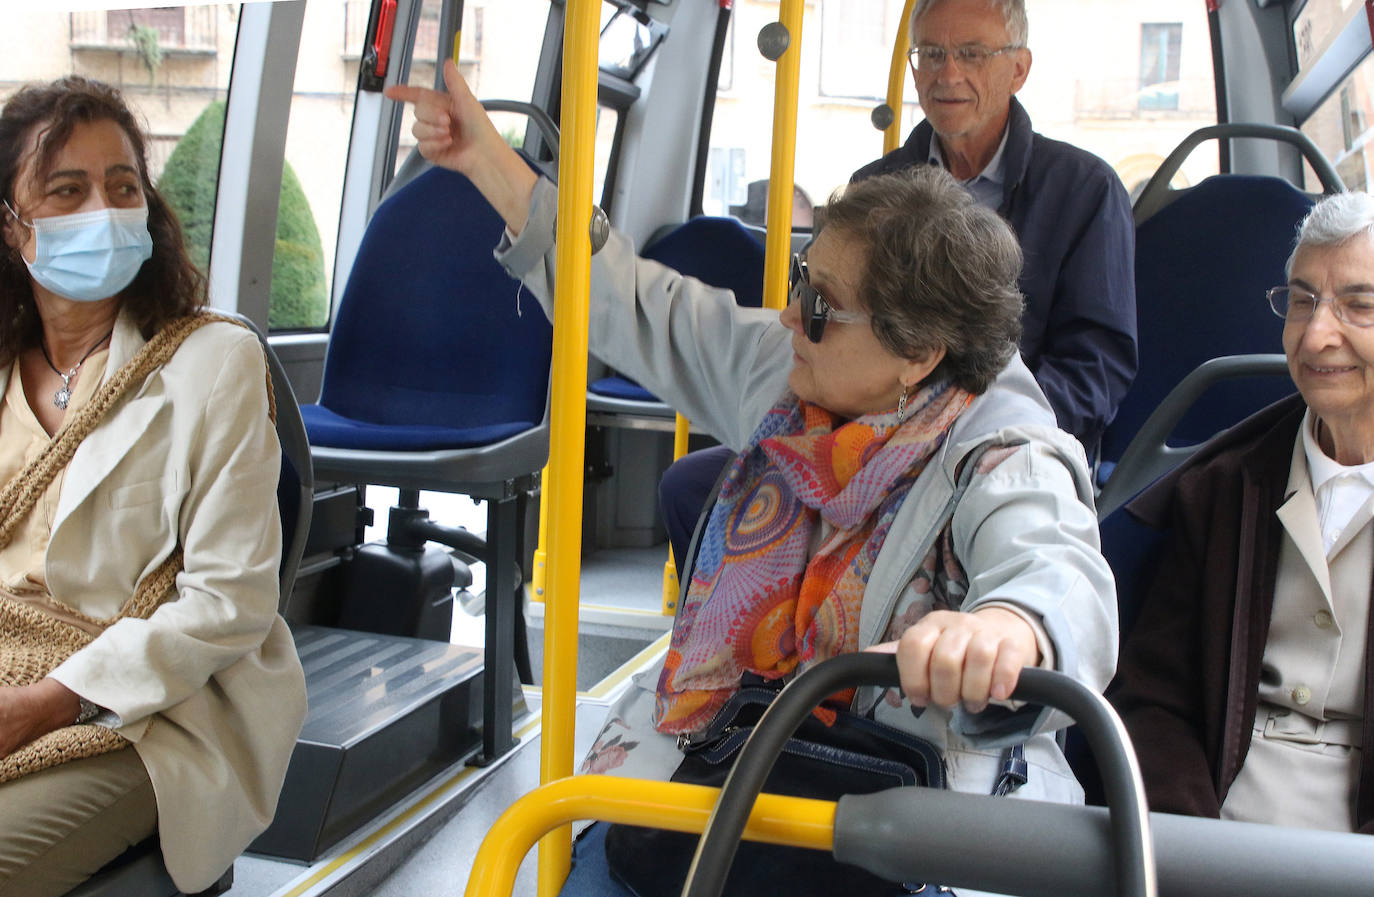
[{"xmin": 789, "ymin": 253, "xmax": 868, "ymax": 343}]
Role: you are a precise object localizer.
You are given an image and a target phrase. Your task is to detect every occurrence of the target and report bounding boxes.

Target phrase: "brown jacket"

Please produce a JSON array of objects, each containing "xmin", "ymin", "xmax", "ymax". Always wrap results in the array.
[{"xmin": 1109, "ymin": 393, "xmax": 1374, "ymax": 832}]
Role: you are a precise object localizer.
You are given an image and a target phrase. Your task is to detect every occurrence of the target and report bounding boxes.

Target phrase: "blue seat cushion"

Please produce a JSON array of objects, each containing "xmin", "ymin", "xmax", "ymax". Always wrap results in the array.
[
  {"xmin": 589, "ymin": 375, "xmax": 659, "ymax": 403},
  {"xmin": 641, "ymin": 217, "xmax": 766, "ymax": 308},
  {"xmin": 301, "ymin": 403, "xmax": 535, "ymax": 451},
  {"xmin": 312, "ymin": 164, "xmax": 552, "ymax": 449}
]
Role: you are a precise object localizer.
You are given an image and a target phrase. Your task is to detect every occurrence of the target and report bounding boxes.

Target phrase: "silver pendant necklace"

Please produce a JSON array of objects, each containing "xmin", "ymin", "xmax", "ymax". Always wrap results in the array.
[{"xmin": 39, "ymin": 329, "xmax": 113, "ymax": 410}]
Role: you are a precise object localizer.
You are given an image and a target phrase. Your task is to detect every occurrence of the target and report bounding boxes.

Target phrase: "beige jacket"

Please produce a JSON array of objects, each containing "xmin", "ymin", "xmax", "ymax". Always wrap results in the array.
[{"xmin": 27, "ymin": 311, "xmax": 306, "ymax": 892}]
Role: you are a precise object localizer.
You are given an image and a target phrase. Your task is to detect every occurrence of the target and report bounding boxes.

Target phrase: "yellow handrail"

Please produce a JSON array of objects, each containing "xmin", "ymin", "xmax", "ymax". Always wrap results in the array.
[
  {"xmin": 762, "ymin": 0, "xmax": 805, "ymax": 312},
  {"xmin": 536, "ymin": 0, "xmax": 600, "ymax": 893},
  {"xmin": 531, "ymin": 463, "xmax": 548, "ymax": 603},
  {"xmin": 884, "ymin": 0, "xmax": 918, "ymax": 155},
  {"xmin": 468, "ymin": 776, "xmax": 835, "ymax": 897},
  {"xmin": 660, "ymin": 412, "xmax": 692, "ymax": 615}
]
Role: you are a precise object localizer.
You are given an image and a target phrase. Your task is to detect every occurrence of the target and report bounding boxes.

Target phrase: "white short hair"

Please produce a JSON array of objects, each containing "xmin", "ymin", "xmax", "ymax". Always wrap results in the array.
[
  {"xmin": 1286, "ymin": 191, "xmax": 1374, "ymax": 278},
  {"xmin": 908, "ymin": 0, "xmax": 1029, "ymax": 48}
]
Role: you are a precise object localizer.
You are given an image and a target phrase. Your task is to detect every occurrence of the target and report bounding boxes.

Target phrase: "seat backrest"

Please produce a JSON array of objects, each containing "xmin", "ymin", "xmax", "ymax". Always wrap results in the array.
[
  {"xmin": 318, "ymin": 162, "xmax": 553, "ymax": 433},
  {"xmin": 641, "ymin": 216, "xmax": 766, "ymax": 308},
  {"xmin": 218, "ymin": 312, "xmax": 314, "ymax": 607},
  {"xmin": 1100, "ymin": 174, "xmax": 1309, "ymax": 465},
  {"xmin": 1095, "ymin": 353, "xmax": 1294, "ymax": 518}
]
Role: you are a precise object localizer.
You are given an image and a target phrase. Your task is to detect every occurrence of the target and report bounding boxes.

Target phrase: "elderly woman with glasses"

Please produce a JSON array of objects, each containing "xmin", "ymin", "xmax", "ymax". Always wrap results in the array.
[
  {"xmin": 389, "ymin": 64, "xmax": 1115, "ymax": 895},
  {"xmin": 1112, "ymin": 191, "xmax": 1374, "ymax": 836}
]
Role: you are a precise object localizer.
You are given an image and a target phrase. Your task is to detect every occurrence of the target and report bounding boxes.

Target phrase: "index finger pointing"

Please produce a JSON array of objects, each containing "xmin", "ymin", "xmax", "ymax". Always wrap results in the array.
[{"xmin": 383, "ymin": 83, "xmax": 434, "ymax": 106}]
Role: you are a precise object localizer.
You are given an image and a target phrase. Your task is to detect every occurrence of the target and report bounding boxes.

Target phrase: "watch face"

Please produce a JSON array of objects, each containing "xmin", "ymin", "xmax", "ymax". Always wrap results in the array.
[{"xmin": 76, "ymin": 698, "xmax": 100, "ymax": 724}]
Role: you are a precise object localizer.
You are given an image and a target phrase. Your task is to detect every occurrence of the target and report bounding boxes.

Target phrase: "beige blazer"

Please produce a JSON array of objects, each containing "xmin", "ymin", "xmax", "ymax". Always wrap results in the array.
[
  {"xmin": 1221, "ymin": 435, "xmax": 1369, "ymax": 831},
  {"xmin": 24, "ymin": 311, "xmax": 306, "ymax": 892}
]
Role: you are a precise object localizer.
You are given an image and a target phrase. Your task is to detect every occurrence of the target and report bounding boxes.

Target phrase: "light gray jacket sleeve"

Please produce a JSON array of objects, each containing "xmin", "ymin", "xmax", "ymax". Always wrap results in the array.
[
  {"xmin": 494, "ymin": 177, "xmax": 792, "ymax": 449},
  {"xmin": 949, "ymin": 429, "xmax": 1118, "ymax": 744}
]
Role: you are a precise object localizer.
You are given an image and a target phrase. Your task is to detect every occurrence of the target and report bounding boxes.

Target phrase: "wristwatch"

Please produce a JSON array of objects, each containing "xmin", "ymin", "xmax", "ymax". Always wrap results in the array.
[{"xmin": 75, "ymin": 697, "xmax": 101, "ymax": 725}]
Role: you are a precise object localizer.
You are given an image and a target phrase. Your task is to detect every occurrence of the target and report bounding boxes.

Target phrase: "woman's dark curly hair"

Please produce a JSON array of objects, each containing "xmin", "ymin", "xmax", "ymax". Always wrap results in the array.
[
  {"xmin": 0, "ymin": 76, "xmax": 204, "ymax": 364},
  {"xmin": 822, "ymin": 166, "xmax": 1024, "ymax": 395}
]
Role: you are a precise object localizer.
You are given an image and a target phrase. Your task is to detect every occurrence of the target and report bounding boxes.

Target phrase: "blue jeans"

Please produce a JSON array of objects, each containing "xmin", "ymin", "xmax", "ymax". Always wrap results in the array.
[
  {"xmin": 556, "ymin": 822, "xmax": 943, "ymax": 897},
  {"xmin": 556, "ymin": 823, "xmax": 634, "ymax": 897}
]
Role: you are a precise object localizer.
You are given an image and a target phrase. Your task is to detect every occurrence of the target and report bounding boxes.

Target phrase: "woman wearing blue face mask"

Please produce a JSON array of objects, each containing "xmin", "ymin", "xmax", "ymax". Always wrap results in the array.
[{"xmin": 0, "ymin": 77, "xmax": 305, "ymax": 897}]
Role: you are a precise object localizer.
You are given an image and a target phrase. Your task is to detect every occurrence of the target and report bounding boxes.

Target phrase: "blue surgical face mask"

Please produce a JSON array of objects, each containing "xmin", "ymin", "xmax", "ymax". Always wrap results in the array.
[{"xmin": 11, "ymin": 204, "xmax": 154, "ymax": 303}]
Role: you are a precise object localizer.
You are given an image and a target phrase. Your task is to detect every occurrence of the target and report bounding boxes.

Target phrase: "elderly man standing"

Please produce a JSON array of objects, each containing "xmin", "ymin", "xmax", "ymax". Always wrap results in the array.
[
  {"xmin": 660, "ymin": 0, "xmax": 1136, "ymax": 569},
  {"xmin": 853, "ymin": 0, "xmax": 1136, "ymax": 452}
]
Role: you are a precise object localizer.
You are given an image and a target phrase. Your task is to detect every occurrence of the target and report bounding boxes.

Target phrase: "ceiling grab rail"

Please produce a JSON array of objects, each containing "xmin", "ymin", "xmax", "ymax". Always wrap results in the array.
[
  {"xmin": 760, "ymin": 0, "xmax": 804, "ymax": 311},
  {"xmin": 879, "ymin": 0, "xmax": 919, "ymax": 154},
  {"xmin": 535, "ymin": 0, "xmax": 600, "ymax": 894}
]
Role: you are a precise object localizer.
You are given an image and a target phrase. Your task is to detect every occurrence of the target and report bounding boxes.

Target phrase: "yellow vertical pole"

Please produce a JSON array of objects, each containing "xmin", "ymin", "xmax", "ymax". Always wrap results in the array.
[
  {"xmin": 536, "ymin": 0, "xmax": 599, "ymax": 893},
  {"xmin": 659, "ymin": 413, "xmax": 691, "ymax": 614},
  {"xmin": 885, "ymin": 0, "xmax": 919, "ymax": 154},
  {"xmin": 762, "ymin": 0, "xmax": 805, "ymax": 312}
]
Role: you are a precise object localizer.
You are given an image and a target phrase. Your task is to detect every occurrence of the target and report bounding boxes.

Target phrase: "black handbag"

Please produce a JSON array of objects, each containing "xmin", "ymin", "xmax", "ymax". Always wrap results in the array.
[{"xmin": 603, "ymin": 674, "xmax": 946, "ymax": 897}]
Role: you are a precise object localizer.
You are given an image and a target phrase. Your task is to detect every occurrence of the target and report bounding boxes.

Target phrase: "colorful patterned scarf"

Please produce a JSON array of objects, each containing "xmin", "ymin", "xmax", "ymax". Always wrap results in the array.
[{"xmin": 654, "ymin": 379, "xmax": 974, "ymax": 734}]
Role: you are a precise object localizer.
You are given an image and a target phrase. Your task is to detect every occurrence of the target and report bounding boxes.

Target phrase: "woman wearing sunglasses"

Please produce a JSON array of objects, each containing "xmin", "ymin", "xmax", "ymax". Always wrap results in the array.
[{"xmin": 390, "ymin": 64, "xmax": 1115, "ymax": 896}]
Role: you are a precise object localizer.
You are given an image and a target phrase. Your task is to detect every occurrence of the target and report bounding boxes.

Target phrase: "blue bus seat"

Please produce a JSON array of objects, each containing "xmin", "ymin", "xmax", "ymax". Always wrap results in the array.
[
  {"xmin": 1096, "ymin": 353, "xmax": 1294, "ymax": 518},
  {"xmin": 1099, "ymin": 174, "xmax": 1308, "ymax": 477},
  {"xmin": 1099, "ymin": 123, "xmax": 1342, "ymax": 485},
  {"xmin": 586, "ymin": 215, "xmax": 765, "ymax": 420},
  {"xmin": 64, "ymin": 315, "xmax": 311, "ymax": 897},
  {"xmin": 299, "ymin": 160, "xmax": 549, "ymax": 764}
]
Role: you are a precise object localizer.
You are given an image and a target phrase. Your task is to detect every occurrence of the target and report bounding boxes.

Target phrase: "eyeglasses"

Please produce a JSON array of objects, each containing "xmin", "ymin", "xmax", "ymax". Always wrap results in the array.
[
  {"xmin": 1267, "ymin": 286, "xmax": 1374, "ymax": 328},
  {"xmin": 907, "ymin": 43, "xmax": 1022, "ymax": 72},
  {"xmin": 790, "ymin": 253, "xmax": 868, "ymax": 343}
]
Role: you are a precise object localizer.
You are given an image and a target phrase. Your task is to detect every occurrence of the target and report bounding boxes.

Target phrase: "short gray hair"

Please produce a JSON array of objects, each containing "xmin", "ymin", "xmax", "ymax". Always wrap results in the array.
[
  {"xmin": 908, "ymin": 0, "xmax": 1029, "ymax": 48},
  {"xmin": 1286, "ymin": 191, "xmax": 1374, "ymax": 277},
  {"xmin": 823, "ymin": 166, "xmax": 1023, "ymax": 395}
]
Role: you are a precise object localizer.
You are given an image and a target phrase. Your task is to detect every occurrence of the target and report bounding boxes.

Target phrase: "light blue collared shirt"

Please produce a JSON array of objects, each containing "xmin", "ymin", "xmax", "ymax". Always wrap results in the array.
[{"xmin": 928, "ymin": 127, "xmax": 1011, "ymax": 211}]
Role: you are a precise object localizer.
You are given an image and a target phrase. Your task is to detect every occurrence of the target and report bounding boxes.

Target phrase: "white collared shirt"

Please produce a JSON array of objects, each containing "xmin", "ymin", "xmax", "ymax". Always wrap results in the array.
[
  {"xmin": 1301, "ymin": 409, "xmax": 1374, "ymax": 555},
  {"xmin": 928, "ymin": 126, "xmax": 1010, "ymax": 211}
]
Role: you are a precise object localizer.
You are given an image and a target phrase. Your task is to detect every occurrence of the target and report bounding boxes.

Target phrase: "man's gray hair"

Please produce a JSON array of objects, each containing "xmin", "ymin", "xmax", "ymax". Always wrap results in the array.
[
  {"xmin": 908, "ymin": 0, "xmax": 1029, "ymax": 48},
  {"xmin": 823, "ymin": 166, "xmax": 1023, "ymax": 395},
  {"xmin": 1286, "ymin": 191, "xmax": 1374, "ymax": 277}
]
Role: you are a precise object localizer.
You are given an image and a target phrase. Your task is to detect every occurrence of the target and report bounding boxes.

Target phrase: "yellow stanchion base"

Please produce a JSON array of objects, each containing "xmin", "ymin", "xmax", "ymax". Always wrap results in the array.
[
  {"xmin": 531, "ymin": 547, "xmax": 547, "ymax": 603},
  {"xmin": 661, "ymin": 558, "xmax": 679, "ymax": 615}
]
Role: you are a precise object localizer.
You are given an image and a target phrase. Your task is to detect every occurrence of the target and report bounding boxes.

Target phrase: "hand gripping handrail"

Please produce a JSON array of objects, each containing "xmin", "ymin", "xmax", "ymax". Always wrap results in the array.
[{"xmin": 680, "ymin": 654, "xmax": 1156, "ymax": 897}]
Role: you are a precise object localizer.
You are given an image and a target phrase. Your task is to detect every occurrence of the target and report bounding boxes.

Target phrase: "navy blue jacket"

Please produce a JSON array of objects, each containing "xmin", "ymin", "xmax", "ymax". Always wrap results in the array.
[{"xmin": 852, "ymin": 98, "xmax": 1137, "ymax": 452}]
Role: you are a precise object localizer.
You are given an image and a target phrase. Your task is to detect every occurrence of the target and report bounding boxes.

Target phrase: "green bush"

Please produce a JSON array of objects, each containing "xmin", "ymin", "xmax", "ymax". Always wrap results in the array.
[{"xmin": 158, "ymin": 100, "xmax": 328, "ymax": 329}]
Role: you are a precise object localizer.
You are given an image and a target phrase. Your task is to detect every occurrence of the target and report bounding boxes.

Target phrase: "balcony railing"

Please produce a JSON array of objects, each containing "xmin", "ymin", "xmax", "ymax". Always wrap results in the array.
[
  {"xmin": 1074, "ymin": 78, "xmax": 1213, "ymax": 120},
  {"xmin": 71, "ymin": 7, "xmax": 218, "ymax": 54}
]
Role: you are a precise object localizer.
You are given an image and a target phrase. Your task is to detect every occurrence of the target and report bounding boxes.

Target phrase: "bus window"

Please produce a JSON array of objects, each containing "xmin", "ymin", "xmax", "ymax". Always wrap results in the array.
[
  {"xmin": 271, "ymin": 1, "xmax": 367, "ymax": 333},
  {"xmin": 0, "ymin": 6, "xmax": 239, "ymax": 287},
  {"xmin": 704, "ymin": 0, "xmax": 1217, "ymax": 222},
  {"xmin": 392, "ymin": 0, "xmax": 551, "ymax": 180},
  {"xmin": 1022, "ymin": 1, "xmax": 1216, "ymax": 197},
  {"xmin": 593, "ymin": 105, "xmax": 621, "ymax": 209},
  {"xmin": 1294, "ymin": 2, "xmax": 1374, "ymax": 192}
]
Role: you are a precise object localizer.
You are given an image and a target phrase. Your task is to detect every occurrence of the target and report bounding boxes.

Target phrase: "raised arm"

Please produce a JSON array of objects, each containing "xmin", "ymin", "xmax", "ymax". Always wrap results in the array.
[{"xmin": 384, "ymin": 59, "xmax": 539, "ymax": 234}]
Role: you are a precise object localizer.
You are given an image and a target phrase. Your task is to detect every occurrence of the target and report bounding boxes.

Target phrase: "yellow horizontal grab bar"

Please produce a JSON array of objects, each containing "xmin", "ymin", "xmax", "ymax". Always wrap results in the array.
[{"xmin": 465, "ymin": 776, "xmax": 836, "ymax": 897}]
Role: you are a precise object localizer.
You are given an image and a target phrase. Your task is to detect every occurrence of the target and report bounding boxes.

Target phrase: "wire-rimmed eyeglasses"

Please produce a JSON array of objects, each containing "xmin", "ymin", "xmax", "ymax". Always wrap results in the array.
[
  {"xmin": 790, "ymin": 254, "xmax": 868, "ymax": 343},
  {"xmin": 1267, "ymin": 285, "xmax": 1374, "ymax": 328},
  {"xmin": 907, "ymin": 43, "xmax": 1023, "ymax": 72}
]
